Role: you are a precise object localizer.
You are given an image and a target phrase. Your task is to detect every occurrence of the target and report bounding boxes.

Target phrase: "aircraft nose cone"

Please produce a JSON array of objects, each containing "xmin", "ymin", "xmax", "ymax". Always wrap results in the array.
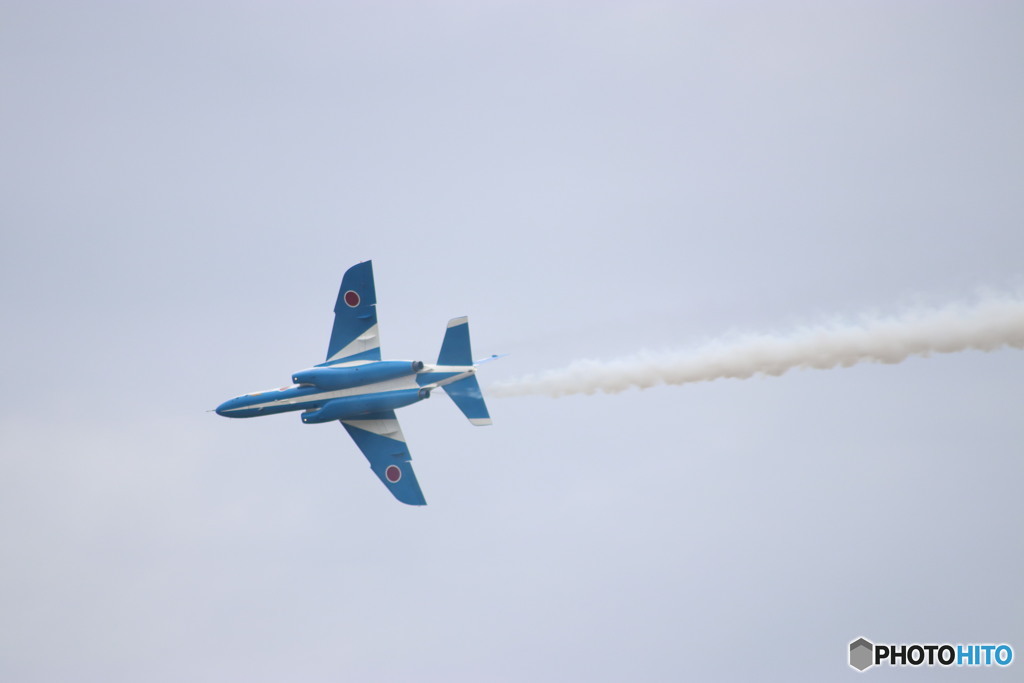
[{"xmin": 215, "ymin": 398, "xmax": 236, "ymax": 417}]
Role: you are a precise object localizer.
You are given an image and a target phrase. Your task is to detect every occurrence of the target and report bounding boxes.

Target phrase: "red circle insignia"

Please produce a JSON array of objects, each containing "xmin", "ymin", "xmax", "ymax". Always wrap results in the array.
[
  {"xmin": 344, "ymin": 290, "xmax": 360, "ymax": 307},
  {"xmin": 385, "ymin": 465, "xmax": 402, "ymax": 483}
]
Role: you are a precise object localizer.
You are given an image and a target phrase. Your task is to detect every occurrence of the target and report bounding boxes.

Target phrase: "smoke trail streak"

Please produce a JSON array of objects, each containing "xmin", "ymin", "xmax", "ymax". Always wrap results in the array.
[{"xmin": 492, "ymin": 296, "xmax": 1024, "ymax": 397}]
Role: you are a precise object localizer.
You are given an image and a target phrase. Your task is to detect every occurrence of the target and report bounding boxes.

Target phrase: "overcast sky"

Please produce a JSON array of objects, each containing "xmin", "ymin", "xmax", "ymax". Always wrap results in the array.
[{"xmin": 1, "ymin": 2, "xmax": 1022, "ymax": 681}]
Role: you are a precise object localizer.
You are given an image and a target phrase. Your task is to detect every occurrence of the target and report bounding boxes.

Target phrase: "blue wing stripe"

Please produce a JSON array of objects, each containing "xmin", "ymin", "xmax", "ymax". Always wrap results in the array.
[{"xmin": 320, "ymin": 348, "xmax": 382, "ymax": 366}]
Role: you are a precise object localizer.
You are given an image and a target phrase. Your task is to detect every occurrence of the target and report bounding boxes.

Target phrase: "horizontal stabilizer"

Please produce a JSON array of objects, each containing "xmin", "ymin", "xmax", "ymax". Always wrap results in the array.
[{"xmin": 442, "ymin": 375, "xmax": 492, "ymax": 426}]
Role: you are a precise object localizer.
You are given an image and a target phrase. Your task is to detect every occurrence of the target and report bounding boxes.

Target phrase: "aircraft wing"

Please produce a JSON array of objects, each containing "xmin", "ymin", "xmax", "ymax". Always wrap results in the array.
[
  {"xmin": 326, "ymin": 260, "xmax": 382, "ymax": 364},
  {"xmin": 341, "ymin": 411, "xmax": 427, "ymax": 505}
]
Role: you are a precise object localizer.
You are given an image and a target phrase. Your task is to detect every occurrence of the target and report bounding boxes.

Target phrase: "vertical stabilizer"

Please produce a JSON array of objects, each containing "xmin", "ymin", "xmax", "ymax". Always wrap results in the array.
[
  {"xmin": 437, "ymin": 316, "xmax": 472, "ymax": 366},
  {"xmin": 437, "ymin": 317, "xmax": 492, "ymax": 426}
]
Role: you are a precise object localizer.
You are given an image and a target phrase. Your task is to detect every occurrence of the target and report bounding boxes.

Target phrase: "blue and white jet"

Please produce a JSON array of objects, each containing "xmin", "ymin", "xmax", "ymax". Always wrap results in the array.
[{"xmin": 216, "ymin": 261, "xmax": 497, "ymax": 505}]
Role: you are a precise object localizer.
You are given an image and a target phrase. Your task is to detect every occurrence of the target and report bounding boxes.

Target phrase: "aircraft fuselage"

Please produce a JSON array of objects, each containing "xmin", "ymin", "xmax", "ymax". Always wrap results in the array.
[{"xmin": 216, "ymin": 360, "xmax": 476, "ymax": 424}]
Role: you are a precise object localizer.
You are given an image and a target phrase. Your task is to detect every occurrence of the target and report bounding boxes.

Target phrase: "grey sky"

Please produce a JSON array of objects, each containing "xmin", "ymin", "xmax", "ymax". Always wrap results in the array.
[{"xmin": 1, "ymin": 2, "xmax": 1022, "ymax": 681}]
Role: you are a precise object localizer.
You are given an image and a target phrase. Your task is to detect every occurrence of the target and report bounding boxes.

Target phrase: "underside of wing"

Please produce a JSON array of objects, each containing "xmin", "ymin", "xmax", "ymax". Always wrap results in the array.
[
  {"xmin": 341, "ymin": 410, "xmax": 426, "ymax": 505},
  {"xmin": 326, "ymin": 261, "xmax": 382, "ymax": 364}
]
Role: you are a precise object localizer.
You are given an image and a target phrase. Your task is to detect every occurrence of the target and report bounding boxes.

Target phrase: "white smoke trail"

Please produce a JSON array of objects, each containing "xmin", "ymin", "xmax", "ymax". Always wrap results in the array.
[{"xmin": 492, "ymin": 295, "xmax": 1024, "ymax": 397}]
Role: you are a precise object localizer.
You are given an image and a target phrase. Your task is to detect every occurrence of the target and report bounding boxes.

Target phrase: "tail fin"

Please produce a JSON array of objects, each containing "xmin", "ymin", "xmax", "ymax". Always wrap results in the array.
[
  {"xmin": 437, "ymin": 317, "xmax": 492, "ymax": 426},
  {"xmin": 437, "ymin": 316, "xmax": 472, "ymax": 366}
]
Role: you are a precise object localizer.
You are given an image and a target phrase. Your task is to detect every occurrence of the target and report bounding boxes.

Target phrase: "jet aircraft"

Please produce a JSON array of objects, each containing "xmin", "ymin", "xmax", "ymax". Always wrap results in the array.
[{"xmin": 216, "ymin": 261, "xmax": 497, "ymax": 505}]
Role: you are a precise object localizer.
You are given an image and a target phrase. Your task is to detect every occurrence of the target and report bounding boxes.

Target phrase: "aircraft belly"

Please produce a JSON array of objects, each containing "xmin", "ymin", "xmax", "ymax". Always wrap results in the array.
[
  {"xmin": 233, "ymin": 376, "xmax": 421, "ymax": 413},
  {"xmin": 301, "ymin": 388, "xmax": 425, "ymax": 423}
]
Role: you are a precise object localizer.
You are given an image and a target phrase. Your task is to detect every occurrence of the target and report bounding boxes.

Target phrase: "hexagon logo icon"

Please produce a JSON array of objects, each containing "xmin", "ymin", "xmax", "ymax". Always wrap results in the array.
[{"xmin": 849, "ymin": 637, "xmax": 874, "ymax": 671}]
